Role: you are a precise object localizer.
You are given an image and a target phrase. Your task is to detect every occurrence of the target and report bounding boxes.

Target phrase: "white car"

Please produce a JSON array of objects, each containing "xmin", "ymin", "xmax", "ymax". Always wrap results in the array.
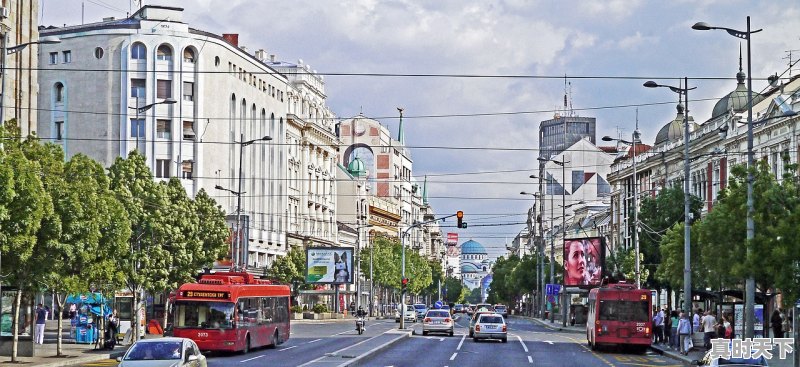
[
  {"xmin": 422, "ymin": 309, "xmax": 454, "ymax": 336},
  {"xmin": 395, "ymin": 304, "xmax": 416, "ymax": 323},
  {"xmin": 472, "ymin": 313, "xmax": 507, "ymax": 343},
  {"xmin": 117, "ymin": 337, "xmax": 207, "ymax": 367}
]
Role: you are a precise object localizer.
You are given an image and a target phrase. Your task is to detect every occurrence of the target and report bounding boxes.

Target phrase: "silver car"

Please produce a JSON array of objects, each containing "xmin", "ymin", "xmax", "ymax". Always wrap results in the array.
[
  {"xmin": 472, "ymin": 313, "xmax": 507, "ymax": 343},
  {"xmin": 422, "ymin": 310, "xmax": 454, "ymax": 336},
  {"xmin": 118, "ymin": 337, "xmax": 207, "ymax": 367},
  {"xmin": 395, "ymin": 304, "xmax": 416, "ymax": 323}
]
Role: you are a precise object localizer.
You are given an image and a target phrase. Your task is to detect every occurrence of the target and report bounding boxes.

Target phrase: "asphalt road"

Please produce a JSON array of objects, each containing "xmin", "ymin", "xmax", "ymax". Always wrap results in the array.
[
  {"xmin": 359, "ymin": 315, "xmax": 685, "ymax": 367},
  {"xmin": 75, "ymin": 315, "xmax": 687, "ymax": 367}
]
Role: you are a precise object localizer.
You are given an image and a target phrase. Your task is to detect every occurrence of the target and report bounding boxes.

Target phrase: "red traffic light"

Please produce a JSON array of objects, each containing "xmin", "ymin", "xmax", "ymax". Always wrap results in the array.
[
  {"xmin": 456, "ymin": 211, "xmax": 463, "ymax": 219},
  {"xmin": 401, "ymin": 277, "xmax": 409, "ymax": 286}
]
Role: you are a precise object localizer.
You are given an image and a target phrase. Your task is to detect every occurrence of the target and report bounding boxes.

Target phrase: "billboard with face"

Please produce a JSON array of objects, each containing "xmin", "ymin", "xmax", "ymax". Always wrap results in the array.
[
  {"xmin": 305, "ymin": 247, "xmax": 354, "ymax": 284},
  {"xmin": 562, "ymin": 237, "xmax": 605, "ymax": 287}
]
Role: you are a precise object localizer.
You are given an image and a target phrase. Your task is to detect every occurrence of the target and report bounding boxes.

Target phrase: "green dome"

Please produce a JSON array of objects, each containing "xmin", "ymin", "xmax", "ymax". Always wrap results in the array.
[{"xmin": 347, "ymin": 157, "xmax": 366, "ymax": 177}]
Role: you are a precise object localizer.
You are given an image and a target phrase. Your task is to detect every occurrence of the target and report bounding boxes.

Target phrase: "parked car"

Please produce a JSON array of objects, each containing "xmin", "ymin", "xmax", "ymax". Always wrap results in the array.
[
  {"xmin": 453, "ymin": 304, "xmax": 464, "ymax": 313},
  {"xmin": 422, "ymin": 310, "xmax": 454, "ymax": 336},
  {"xmin": 472, "ymin": 313, "xmax": 507, "ymax": 343},
  {"xmin": 413, "ymin": 304, "xmax": 428, "ymax": 319},
  {"xmin": 494, "ymin": 304, "xmax": 508, "ymax": 317},
  {"xmin": 117, "ymin": 337, "xmax": 207, "ymax": 367},
  {"xmin": 468, "ymin": 310, "xmax": 494, "ymax": 337},
  {"xmin": 474, "ymin": 303, "xmax": 494, "ymax": 312},
  {"xmin": 395, "ymin": 305, "xmax": 416, "ymax": 323}
]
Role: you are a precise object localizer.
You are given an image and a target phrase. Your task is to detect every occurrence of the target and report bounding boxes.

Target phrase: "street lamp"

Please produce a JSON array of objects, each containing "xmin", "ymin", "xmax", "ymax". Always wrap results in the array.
[
  {"xmin": 603, "ymin": 130, "xmax": 642, "ymax": 289},
  {"xmin": 127, "ymin": 98, "xmax": 177, "ymax": 150},
  {"xmin": 693, "ymin": 17, "xmax": 762, "ymax": 338},
  {"xmin": 644, "ymin": 78, "xmax": 696, "ymax": 319},
  {"xmin": 215, "ymin": 134, "xmax": 271, "ymax": 273},
  {"xmin": 521, "ymin": 189, "xmax": 541, "ymax": 317},
  {"xmin": 355, "ymin": 223, "xmax": 372, "ymax": 314},
  {"xmin": 538, "ymin": 156, "xmax": 569, "ymax": 324},
  {"xmin": 0, "ymin": 36, "xmax": 61, "ymax": 125}
]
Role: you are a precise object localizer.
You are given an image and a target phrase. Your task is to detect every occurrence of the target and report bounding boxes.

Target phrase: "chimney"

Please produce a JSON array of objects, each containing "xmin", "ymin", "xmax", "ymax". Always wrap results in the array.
[
  {"xmin": 255, "ymin": 49, "xmax": 266, "ymax": 61},
  {"xmin": 222, "ymin": 33, "xmax": 239, "ymax": 47},
  {"xmin": 270, "ymin": 54, "xmax": 276, "ymax": 62}
]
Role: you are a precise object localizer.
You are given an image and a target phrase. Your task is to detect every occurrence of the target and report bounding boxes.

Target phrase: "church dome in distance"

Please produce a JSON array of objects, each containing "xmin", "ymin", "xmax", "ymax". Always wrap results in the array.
[{"xmin": 461, "ymin": 240, "xmax": 487, "ymax": 255}]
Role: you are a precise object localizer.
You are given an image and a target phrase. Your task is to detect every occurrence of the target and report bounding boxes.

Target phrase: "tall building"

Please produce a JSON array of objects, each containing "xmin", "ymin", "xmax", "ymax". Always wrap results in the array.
[
  {"xmin": 37, "ymin": 5, "xmax": 289, "ymax": 269},
  {"xmin": 0, "ymin": 0, "xmax": 40, "ymax": 135},
  {"xmin": 538, "ymin": 115, "xmax": 596, "ymax": 160}
]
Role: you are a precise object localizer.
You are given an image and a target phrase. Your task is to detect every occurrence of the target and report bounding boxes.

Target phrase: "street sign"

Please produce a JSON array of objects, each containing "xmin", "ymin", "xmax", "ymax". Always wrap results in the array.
[
  {"xmin": 434, "ymin": 301, "xmax": 443, "ymax": 309},
  {"xmin": 545, "ymin": 284, "xmax": 561, "ymax": 296}
]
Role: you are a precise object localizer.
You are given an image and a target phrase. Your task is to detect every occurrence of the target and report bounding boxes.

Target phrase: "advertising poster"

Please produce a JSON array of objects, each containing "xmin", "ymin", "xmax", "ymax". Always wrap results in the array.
[
  {"xmin": 562, "ymin": 237, "xmax": 605, "ymax": 287},
  {"xmin": 305, "ymin": 247, "xmax": 354, "ymax": 284},
  {"xmin": 754, "ymin": 304, "xmax": 764, "ymax": 337},
  {"xmin": 735, "ymin": 304, "xmax": 744, "ymax": 339}
]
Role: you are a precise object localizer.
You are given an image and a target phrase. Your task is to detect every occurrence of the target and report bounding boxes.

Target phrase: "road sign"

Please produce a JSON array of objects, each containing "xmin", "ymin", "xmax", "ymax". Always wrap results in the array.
[
  {"xmin": 434, "ymin": 301, "xmax": 443, "ymax": 309},
  {"xmin": 545, "ymin": 284, "xmax": 561, "ymax": 296}
]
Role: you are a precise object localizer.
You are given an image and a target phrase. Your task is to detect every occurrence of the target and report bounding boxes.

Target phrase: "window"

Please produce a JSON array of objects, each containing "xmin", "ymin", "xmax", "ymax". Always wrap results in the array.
[
  {"xmin": 156, "ymin": 45, "xmax": 172, "ymax": 61},
  {"xmin": 182, "ymin": 121, "xmax": 196, "ymax": 140},
  {"xmin": 55, "ymin": 121, "xmax": 64, "ymax": 140},
  {"xmin": 181, "ymin": 161, "xmax": 193, "ymax": 180},
  {"xmin": 157, "ymin": 79, "xmax": 172, "ymax": 99},
  {"xmin": 182, "ymin": 82, "xmax": 194, "ymax": 102},
  {"xmin": 54, "ymin": 82, "xmax": 64, "ymax": 103},
  {"xmin": 131, "ymin": 79, "xmax": 145, "ymax": 98},
  {"xmin": 155, "ymin": 159, "xmax": 171, "ymax": 178},
  {"xmin": 130, "ymin": 119, "xmax": 145, "ymax": 138},
  {"xmin": 62, "ymin": 50, "xmax": 72, "ymax": 63},
  {"xmin": 131, "ymin": 43, "xmax": 146, "ymax": 60},
  {"xmin": 49, "ymin": 52, "xmax": 57, "ymax": 64},
  {"xmin": 183, "ymin": 48, "xmax": 195, "ymax": 63},
  {"xmin": 94, "ymin": 47, "xmax": 104, "ymax": 59},
  {"xmin": 156, "ymin": 119, "xmax": 171, "ymax": 139}
]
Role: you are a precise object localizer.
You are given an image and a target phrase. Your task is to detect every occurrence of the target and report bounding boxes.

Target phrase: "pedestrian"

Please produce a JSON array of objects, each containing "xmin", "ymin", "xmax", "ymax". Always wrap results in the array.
[
  {"xmin": 783, "ymin": 309, "xmax": 792, "ymax": 336},
  {"xmin": 670, "ymin": 310, "xmax": 680, "ymax": 350},
  {"xmin": 771, "ymin": 309, "xmax": 784, "ymax": 338},
  {"xmin": 701, "ymin": 311, "xmax": 716, "ymax": 350},
  {"xmin": 35, "ymin": 303, "xmax": 47, "ymax": 344},
  {"xmin": 663, "ymin": 308, "xmax": 672, "ymax": 347},
  {"xmin": 722, "ymin": 315, "xmax": 733, "ymax": 339},
  {"xmin": 693, "ymin": 308, "xmax": 702, "ymax": 334},
  {"xmin": 653, "ymin": 307, "xmax": 665, "ymax": 344},
  {"xmin": 678, "ymin": 312, "xmax": 692, "ymax": 355},
  {"xmin": 69, "ymin": 303, "xmax": 77, "ymax": 320}
]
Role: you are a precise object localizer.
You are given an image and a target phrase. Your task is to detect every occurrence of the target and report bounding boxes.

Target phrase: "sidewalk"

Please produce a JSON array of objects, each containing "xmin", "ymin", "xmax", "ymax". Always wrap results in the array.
[
  {"xmin": 0, "ymin": 319, "xmax": 140, "ymax": 367},
  {"xmin": 514, "ymin": 314, "xmax": 585, "ymax": 334}
]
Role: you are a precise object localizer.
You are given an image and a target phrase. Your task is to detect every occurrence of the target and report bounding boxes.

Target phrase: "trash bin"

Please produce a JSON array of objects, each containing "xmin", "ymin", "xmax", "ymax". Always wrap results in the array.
[{"xmin": 75, "ymin": 324, "xmax": 95, "ymax": 344}]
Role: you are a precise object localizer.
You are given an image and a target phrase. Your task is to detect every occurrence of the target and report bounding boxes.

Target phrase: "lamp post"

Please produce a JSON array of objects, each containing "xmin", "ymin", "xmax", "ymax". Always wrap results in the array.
[
  {"xmin": 216, "ymin": 135, "xmax": 271, "ymax": 272},
  {"xmin": 521, "ymin": 190, "xmax": 540, "ymax": 317},
  {"xmin": 539, "ymin": 157, "xmax": 569, "ymax": 324},
  {"xmin": 603, "ymin": 128, "xmax": 642, "ymax": 288},
  {"xmin": 127, "ymin": 98, "xmax": 176, "ymax": 151},
  {"xmin": 355, "ymin": 222, "xmax": 372, "ymax": 313},
  {"xmin": 644, "ymin": 78, "xmax": 696, "ymax": 319},
  {"xmin": 692, "ymin": 16, "xmax": 762, "ymax": 339},
  {"xmin": 0, "ymin": 36, "xmax": 61, "ymax": 126}
]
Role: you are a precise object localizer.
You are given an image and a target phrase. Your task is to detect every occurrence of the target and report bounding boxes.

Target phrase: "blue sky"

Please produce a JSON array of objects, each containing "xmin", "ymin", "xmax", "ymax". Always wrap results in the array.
[{"xmin": 41, "ymin": 0, "xmax": 800, "ymax": 260}]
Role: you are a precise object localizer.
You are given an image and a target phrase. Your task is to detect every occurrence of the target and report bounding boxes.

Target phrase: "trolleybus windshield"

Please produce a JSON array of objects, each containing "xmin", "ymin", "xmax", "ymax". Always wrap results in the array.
[
  {"xmin": 173, "ymin": 301, "xmax": 234, "ymax": 329},
  {"xmin": 598, "ymin": 300, "xmax": 649, "ymax": 322}
]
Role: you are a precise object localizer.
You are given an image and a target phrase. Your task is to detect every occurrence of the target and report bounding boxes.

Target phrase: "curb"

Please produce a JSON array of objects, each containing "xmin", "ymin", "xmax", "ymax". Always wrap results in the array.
[
  {"xmin": 340, "ymin": 329, "xmax": 412, "ymax": 367},
  {"xmin": 522, "ymin": 316, "xmax": 584, "ymax": 334},
  {"xmin": 648, "ymin": 344, "xmax": 695, "ymax": 364}
]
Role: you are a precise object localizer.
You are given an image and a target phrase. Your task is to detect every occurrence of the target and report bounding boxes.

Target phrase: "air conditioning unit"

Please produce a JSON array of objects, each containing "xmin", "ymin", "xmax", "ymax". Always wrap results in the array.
[{"xmin": 0, "ymin": 7, "xmax": 9, "ymax": 19}]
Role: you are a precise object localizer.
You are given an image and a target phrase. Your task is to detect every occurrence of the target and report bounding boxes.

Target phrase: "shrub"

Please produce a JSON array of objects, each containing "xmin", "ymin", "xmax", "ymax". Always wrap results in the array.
[
  {"xmin": 312, "ymin": 304, "xmax": 328, "ymax": 313},
  {"xmin": 290, "ymin": 305, "xmax": 302, "ymax": 313}
]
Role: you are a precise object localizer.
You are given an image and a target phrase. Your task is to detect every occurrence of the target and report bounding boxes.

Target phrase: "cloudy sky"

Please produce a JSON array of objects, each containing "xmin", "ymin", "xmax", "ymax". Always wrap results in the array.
[{"xmin": 41, "ymin": 0, "xmax": 800, "ymax": 259}]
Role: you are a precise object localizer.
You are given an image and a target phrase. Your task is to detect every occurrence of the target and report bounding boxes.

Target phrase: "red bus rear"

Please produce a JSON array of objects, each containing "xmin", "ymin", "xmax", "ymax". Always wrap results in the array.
[
  {"xmin": 172, "ymin": 272, "xmax": 291, "ymax": 353},
  {"xmin": 586, "ymin": 282, "xmax": 651, "ymax": 351}
]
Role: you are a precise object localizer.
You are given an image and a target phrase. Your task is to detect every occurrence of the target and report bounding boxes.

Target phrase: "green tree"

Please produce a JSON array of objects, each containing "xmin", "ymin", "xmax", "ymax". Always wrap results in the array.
[
  {"xmin": 268, "ymin": 246, "xmax": 308, "ymax": 299},
  {"xmin": 442, "ymin": 276, "xmax": 465, "ymax": 303}
]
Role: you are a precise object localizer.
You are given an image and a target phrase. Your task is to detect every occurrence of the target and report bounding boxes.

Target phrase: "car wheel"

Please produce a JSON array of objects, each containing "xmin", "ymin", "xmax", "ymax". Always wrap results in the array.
[
  {"xmin": 473, "ymin": 337, "xmax": 479, "ymax": 342},
  {"xmin": 502, "ymin": 337, "xmax": 507, "ymax": 343},
  {"xmin": 242, "ymin": 334, "xmax": 251, "ymax": 354},
  {"xmin": 449, "ymin": 330, "xmax": 454, "ymax": 337},
  {"xmin": 469, "ymin": 330, "xmax": 473, "ymax": 337},
  {"xmin": 272, "ymin": 330, "xmax": 282, "ymax": 347},
  {"xmin": 423, "ymin": 331, "xmax": 428, "ymax": 336}
]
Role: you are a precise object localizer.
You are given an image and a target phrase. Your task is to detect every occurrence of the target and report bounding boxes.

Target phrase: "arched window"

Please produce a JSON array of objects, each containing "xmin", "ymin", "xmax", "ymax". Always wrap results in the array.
[
  {"xmin": 183, "ymin": 48, "xmax": 195, "ymax": 63},
  {"xmin": 157, "ymin": 45, "xmax": 173, "ymax": 61},
  {"xmin": 131, "ymin": 42, "xmax": 146, "ymax": 60},
  {"xmin": 54, "ymin": 82, "xmax": 64, "ymax": 102}
]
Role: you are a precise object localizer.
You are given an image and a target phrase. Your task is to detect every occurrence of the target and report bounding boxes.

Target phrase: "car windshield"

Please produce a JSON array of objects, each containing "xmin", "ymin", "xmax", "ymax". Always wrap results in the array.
[
  {"xmin": 479, "ymin": 316, "xmax": 503, "ymax": 324},
  {"xmin": 125, "ymin": 341, "xmax": 182, "ymax": 360},
  {"xmin": 495, "ymin": 306, "xmax": 506, "ymax": 310},
  {"xmin": 414, "ymin": 305, "xmax": 426, "ymax": 310},
  {"xmin": 406, "ymin": 306, "xmax": 414, "ymax": 311},
  {"xmin": 427, "ymin": 311, "xmax": 450, "ymax": 318},
  {"xmin": 174, "ymin": 301, "xmax": 234, "ymax": 329}
]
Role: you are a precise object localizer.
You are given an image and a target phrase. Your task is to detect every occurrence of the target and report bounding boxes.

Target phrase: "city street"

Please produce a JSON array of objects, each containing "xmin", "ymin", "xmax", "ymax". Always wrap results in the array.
[{"xmin": 75, "ymin": 316, "xmax": 684, "ymax": 367}]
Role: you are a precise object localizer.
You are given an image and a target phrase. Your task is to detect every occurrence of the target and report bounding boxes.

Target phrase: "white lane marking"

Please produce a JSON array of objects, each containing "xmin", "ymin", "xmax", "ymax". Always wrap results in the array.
[
  {"xmin": 543, "ymin": 340, "xmax": 554, "ymax": 345},
  {"xmin": 240, "ymin": 355, "xmax": 264, "ymax": 363},
  {"xmin": 516, "ymin": 335, "xmax": 528, "ymax": 352},
  {"xmin": 307, "ymin": 338, "xmax": 322, "ymax": 344},
  {"xmin": 278, "ymin": 345, "xmax": 297, "ymax": 352},
  {"xmin": 449, "ymin": 352, "xmax": 457, "ymax": 361},
  {"xmin": 456, "ymin": 334, "xmax": 466, "ymax": 350},
  {"xmin": 528, "ymin": 355, "xmax": 533, "ymax": 364}
]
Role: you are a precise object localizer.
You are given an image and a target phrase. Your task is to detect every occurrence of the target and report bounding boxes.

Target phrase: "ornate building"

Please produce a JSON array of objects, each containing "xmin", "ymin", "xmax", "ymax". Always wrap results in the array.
[{"xmin": 460, "ymin": 240, "xmax": 492, "ymax": 290}]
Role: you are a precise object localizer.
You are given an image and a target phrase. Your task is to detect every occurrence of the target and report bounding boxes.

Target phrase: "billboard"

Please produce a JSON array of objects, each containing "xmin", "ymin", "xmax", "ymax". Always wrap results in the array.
[
  {"xmin": 305, "ymin": 247, "xmax": 354, "ymax": 284},
  {"xmin": 446, "ymin": 233, "xmax": 459, "ymax": 246},
  {"xmin": 562, "ymin": 237, "xmax": 605, "ymax": 287}
]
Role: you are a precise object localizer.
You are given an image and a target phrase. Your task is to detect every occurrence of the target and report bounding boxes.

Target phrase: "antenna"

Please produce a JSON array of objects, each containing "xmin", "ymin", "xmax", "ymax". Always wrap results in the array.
[{"xmin": 783, "ymin": 49, "xmax": 800, "ymax": 78}]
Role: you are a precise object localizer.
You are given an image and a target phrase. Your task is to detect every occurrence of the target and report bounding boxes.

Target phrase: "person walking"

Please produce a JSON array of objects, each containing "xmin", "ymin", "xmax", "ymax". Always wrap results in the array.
[
  {"xmin": 35, "ymin": 303, "xmax": 47, "ymax": 344},
  {"xmin": 701, "ymin": 311, "xmax": 716, "ymax": 350},
  {"xmin": 693, "ymin": 308, "xmax": 701, "ymax": 334},
  {"xmin": 771, "ymin": 309, "xmax": 784, "ymax": 338},
  {"xmin": 670, "ymin": 310, "xmax": 680, "ymax": 350},
  {"xmin": 653, "ymin": 308, "xmax": 665, "ymax": 344},
  {"xmin": 678, "ymin": 312, "xmax": 692, "ymax": 355}
]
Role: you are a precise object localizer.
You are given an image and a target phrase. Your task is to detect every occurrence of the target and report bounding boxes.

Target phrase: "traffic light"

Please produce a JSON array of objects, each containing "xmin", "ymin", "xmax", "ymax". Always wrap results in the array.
[
  {"xmin": 456, "ymin": 211, "xmax": 467, "ymax": 228},
  {"xmin": 401, "ymin": 277, "xmax": 409, "ymax": 293}
]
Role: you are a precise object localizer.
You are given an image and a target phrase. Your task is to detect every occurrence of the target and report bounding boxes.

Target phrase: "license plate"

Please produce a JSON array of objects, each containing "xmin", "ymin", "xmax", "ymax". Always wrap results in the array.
[
  {"xmin": 485, "ymin": 325, "xmax": 496, "ymax": 329},
  {"xmin": 434, "ymin": 321, "xmax": 442, "ymax": 325}
]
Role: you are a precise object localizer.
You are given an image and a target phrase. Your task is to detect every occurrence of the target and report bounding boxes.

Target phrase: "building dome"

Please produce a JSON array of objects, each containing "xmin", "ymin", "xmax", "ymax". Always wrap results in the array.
[
  {"xmin": 347, "ymin": 157, "xmax": 366, "ymax": 177},
  {"xmin": 461, "ymin": 240, "xmax": 487, "ymax": 255},
  {"xmin": 710, "ymin": 65, "xmax": 764, "ymax": 119},
  {"xmin": 461, "ymin": 263, "xmax": 480, "ymax": 273},
  {"xmin": 654, "ymin": 102, "xmax": 699, "ymax": 146}
]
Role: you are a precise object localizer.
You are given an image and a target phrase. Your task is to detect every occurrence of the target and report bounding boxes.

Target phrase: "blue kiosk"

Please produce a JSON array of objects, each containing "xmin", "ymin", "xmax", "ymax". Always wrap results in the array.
[{"xmin": 66, "ymin": 293, "xmax": 111, "ymax": 344}]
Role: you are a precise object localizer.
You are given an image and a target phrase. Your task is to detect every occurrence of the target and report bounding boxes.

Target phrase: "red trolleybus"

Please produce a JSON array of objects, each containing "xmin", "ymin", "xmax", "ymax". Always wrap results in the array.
[
  {"xmin": 172, "ymin": 272, "xmax": 291, "ymax": 353},
  {"xmin": 586, "ymin": 282, "xmax": 652, "ymax": 351}
]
